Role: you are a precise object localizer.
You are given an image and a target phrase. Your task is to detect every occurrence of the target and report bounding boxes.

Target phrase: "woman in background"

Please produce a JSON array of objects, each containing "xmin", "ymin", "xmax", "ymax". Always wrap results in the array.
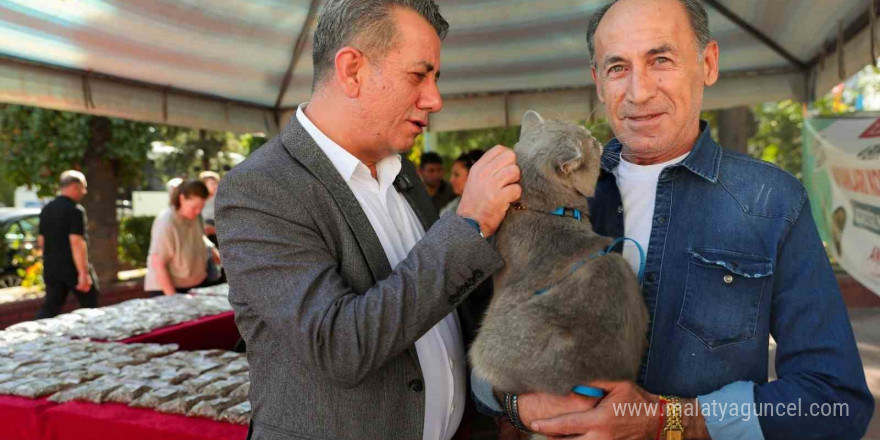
[
  {"xmin": 440, "ymin": 149, "xmax": 485, "ymax": 216},
  {"xmin": 144, "ymin": 179, "xmax": 218, "ymax": 296}
]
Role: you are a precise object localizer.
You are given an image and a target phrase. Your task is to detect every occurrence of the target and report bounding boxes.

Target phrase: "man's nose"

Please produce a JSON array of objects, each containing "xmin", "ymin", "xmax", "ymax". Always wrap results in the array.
[
  {"xmin": 626, "ymin": 66, "xmax": 657, "ymax": 105},
  {"xmin": 419, "ymin": 78, "xmax": 443, "ymax": 113}
]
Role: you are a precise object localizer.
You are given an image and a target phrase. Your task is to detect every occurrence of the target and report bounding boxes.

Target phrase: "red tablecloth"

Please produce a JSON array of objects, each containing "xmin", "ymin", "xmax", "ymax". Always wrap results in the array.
[
  {"xmin": 0, "ymin": 396, "xmax": 247, "ymax": 440},
  {"xmin": 118, "ymin": 311, "xmax": 240, "ymax": 351},
  {"xmin": 41, "ymin": 401, "xmax": 248, "ymax": 440},
  {"xmin": 0, "ymin": 396, "xmax": 55, "ymax": 440}
]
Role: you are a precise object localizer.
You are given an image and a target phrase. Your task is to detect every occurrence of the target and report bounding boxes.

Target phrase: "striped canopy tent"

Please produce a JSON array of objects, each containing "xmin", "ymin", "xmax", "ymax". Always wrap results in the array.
[{"xmin": 0, "ymin": 0, "xmax": 874, "ymax": 134}]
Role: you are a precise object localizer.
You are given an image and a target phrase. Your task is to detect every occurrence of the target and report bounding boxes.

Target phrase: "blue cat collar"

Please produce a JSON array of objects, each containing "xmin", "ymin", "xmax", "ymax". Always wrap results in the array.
[
  {"xmin": 572, "ymin": 385, "xmax": 605, "ymax": 398},
  {"xmin": 550, "ymin": 206, "xmax": 582, "ymax": 221}
]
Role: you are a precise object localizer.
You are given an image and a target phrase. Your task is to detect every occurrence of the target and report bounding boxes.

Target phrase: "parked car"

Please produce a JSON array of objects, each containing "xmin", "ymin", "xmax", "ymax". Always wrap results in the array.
[{"xmin": 0, "ymin": 208, "xmax": 40, "ymax": 288}]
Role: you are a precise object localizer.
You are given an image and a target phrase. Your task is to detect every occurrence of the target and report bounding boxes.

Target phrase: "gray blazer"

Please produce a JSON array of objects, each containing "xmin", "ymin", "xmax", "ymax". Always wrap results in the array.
[{"xmin": 215, "ymin": 117, "xmax": 503, "ymax": 440}]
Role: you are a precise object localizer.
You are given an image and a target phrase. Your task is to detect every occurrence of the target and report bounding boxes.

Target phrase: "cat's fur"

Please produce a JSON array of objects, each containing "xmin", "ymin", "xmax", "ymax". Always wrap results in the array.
[{"xmin": 469, "ymin": 111, "xmax": 648, "ymax": 396}]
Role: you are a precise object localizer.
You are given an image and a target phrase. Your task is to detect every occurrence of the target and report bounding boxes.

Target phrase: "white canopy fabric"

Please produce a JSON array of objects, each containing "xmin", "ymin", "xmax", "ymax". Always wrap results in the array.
[{"xmin": 0, "ymin": 0, "xmax": 874, "ymax": 133}]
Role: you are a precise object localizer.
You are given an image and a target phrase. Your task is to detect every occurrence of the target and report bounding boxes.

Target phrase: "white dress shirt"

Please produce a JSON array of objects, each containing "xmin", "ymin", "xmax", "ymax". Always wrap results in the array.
[{"xmin": 297, "ymin": 105, "xmax": 466, "ymax": 440}]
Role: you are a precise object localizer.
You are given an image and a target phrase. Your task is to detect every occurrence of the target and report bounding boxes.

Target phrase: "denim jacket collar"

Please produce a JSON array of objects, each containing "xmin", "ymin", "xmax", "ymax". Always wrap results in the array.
[{"xmin": 600, "ymin": 120, "xmax": 722, "ymax": 183}]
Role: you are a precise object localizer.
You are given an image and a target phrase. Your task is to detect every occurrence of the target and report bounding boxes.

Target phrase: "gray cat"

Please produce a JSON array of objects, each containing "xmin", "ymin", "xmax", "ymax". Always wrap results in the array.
[{"xmin": 469, "ymin": 111, "xmax": 648, "ymax": 397}]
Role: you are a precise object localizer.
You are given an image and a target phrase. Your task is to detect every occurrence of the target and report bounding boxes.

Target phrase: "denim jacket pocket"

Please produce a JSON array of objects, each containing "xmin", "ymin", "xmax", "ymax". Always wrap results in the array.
[{"xmin": 678, "ymin": 248, "xmax": 773, "ymax": 349}]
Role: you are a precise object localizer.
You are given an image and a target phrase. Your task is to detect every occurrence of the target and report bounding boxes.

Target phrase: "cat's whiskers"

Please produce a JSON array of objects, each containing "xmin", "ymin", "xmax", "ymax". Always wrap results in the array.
[{"xmin": 584, "ymin": 104, "xmax": 605, "ymax": 126}]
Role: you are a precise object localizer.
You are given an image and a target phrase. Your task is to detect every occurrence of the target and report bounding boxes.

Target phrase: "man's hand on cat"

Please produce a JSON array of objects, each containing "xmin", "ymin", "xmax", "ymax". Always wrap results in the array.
[
  {"xmin": 516, "ymin": 392, "xmax": 599, "ymax": 431},
  {"xmin": 457, "ymin": 145, "xmax": 521, "ymax": 237},
  {"xmin": 529, "ymin": 381, "xmax": 661, "ymax": 440}
]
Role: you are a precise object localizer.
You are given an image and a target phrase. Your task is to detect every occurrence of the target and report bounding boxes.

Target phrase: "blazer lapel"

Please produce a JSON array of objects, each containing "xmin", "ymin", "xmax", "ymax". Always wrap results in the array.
[
  {"xmin": 280, "ymin": 116, "xmax": 393, "ymax": 282},
  {"xmin": 396, "ymin": 158, "xmax": 439, "ymax": 231}
]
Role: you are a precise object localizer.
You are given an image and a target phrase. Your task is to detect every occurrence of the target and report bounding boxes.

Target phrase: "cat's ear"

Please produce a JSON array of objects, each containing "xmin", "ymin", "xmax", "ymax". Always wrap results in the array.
[
  {"xmin": 556, "ymin": 148, "xmax": 584, "ymax": 175},
  {"xmin": 520, "ymin": 110, "xmax": 544, "ymax": 140}
]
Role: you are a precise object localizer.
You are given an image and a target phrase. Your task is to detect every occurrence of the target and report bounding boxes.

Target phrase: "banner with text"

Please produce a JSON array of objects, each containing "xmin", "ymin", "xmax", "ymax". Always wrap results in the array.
[{"xmin": 804, "ymin": 114, "xmax": 880, "ymax": 295}]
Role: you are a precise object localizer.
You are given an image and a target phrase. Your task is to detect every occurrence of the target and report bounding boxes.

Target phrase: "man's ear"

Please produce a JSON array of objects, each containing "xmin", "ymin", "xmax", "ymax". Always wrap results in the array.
[
  {"xmin": 702, "ymin": 41, "xmax": 720, "ymax": 87},
  {"xmin": 335, "ymin": 47, "xmax": 366, "ymax": 98}
]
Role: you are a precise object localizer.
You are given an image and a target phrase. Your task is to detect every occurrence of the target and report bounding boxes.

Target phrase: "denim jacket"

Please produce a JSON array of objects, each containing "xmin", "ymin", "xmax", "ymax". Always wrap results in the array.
[{"xmin": 473, "ymin": 121, "xmax": 873, "ymax": 440}]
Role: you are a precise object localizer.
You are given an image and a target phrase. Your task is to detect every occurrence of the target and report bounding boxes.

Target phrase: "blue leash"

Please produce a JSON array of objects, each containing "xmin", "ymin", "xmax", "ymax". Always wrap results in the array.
[
  {"xmin": 592, "ymin": 236, "xmax": 646, "ymax": 283},
  {"xmin": 534, "ymin": 236, "xmax": 646, "ymax": 295},
  {"xmin": 533, "ymin": 230, "xmax": 647, "ymax": 399}
]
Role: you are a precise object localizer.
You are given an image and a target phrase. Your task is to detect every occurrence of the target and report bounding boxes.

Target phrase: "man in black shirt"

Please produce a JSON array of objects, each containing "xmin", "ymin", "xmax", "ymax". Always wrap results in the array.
[{"xmin": 36, "ymin": 170, "xmax": 98, "ymax": 319}]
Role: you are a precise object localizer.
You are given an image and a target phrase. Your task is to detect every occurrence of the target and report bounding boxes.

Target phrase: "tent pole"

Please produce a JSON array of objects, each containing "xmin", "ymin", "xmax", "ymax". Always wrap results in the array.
[
  {"xmin": 274, "ymin": 0, "xmax": 322, "ymax": 110},
  {"xmin": 703, "ymin": 0, "xmax": 807, "ymax": 71}
]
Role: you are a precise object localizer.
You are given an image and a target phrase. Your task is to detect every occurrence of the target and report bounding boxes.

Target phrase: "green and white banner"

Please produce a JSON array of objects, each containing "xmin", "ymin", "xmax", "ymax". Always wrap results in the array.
[{"xmin": 804, "ymin": 114, "xmax": 880, "ymax": 295}]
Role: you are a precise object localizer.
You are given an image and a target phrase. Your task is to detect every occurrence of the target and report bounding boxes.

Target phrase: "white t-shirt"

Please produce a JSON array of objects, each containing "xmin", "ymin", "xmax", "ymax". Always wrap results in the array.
[
  {"xmin": 297, "ymin": 105, "xmax": 466, "ymax": 440},
  {"xmin": 612, "ymin": 152, "xmax": 689, "ymax": 276}
]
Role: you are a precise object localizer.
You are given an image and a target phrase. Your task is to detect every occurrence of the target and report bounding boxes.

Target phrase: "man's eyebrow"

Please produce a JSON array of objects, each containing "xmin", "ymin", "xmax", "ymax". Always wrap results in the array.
[
  {"xmin": 601, "ymin": 55, "xmax": 627, "ymax": 67},
  {"xmin": 411, "ymin": 61, "xmax": 440, "ymax": 80},
  {"xmin": 412, "ymin": 61, "xmax": 436, "ymax": 72},
  {"xmin": 601, "ymin": 44, "xmax": 677, "ymax": 67},
  {"xmin": 646, "ymin": 44, "xmax": 675, "ymax": 57}
]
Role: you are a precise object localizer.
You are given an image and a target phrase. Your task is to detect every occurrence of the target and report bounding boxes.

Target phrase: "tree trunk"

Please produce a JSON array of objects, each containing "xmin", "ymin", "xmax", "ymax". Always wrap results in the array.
[
  {"xmin": 200, "ymin": 130, "xmax": 210, "ymax": 172},
  {"xmin": 717, "ymin": 106, "xmax": 757, "ymax": 154},
  {"xmin": 199, "ymin": 129, "xmax": 222, "ymax": 173},
  {"xmin": 81, "ymin": 117, "xmax": 119, "ymax": 290}
]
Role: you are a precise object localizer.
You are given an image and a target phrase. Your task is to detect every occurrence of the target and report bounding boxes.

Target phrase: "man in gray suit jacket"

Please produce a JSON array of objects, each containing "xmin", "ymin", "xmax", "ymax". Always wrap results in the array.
[{"xmin": 215, "ymin": 1, "xmax": 521, "ymax": 439}]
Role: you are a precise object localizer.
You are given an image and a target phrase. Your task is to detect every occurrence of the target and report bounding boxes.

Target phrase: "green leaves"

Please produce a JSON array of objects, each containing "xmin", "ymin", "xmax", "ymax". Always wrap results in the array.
[
  {"xmin": 0, "ymin": 105, "xmax": 155, "ymax": 195},
  {"xmin": 749, "ymin": 100, "xmax": 803, "ymax": 180},
  {"xmin": 118, "ymin": 216, "xmax": 155, "ymax": 269}
]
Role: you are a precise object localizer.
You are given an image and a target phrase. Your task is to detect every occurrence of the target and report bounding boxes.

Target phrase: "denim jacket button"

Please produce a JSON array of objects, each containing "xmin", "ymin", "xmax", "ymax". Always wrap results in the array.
[
  {"xmin": 617, "ymin": 206, "xmax": 624, "ymax": 214},
  {"xmin": 723, "ymin": 274, "xmax": 734, "ymax": 284}
]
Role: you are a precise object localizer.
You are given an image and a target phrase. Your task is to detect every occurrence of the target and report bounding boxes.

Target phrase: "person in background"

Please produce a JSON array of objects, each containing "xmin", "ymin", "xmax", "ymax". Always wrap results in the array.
[
  {"xmin": 36, "ymin": 170, "xmax": 98, "ymax": 319},
  {"xmin": 418, "ymin": 151, "xmax": 456, "ymax": 213},
  {"xmin": 199, "ymin": 171, "xmax": 221, "ymax": 247},
  {"xmin": 144, "ymin": 180, "xmax": 219, "ymax": 296},
  {"xmin": 440, "ymin": 150, "xmax": 485, "ymax": 216}
]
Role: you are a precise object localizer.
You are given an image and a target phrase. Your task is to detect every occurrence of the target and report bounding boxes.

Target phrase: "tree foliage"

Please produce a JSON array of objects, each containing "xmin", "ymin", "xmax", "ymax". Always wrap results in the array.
[
  {"xmin": 118, "ymin": 216, "xmax": 155, "ymax": 270},
  {"xmin": 748, "ymin": 100, "xmax": 804, "ymax": 180},
  {"xmin": 148, "ymin": 127, "xmax": 252, "ymax": 186},
  {"xmin": 241, "ymin": 133, "xmax": 268, "ymax": 156},
  {"xmin": 0, "ymin": 104, "xmax": 155, "ymax": 196}
]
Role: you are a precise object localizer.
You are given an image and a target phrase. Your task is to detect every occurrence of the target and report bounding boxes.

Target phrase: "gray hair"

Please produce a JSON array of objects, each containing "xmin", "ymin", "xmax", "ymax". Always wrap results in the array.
[
  {"xmin": 586, "ymin": 0, "xmax": 710, "ymax": 66},
  {"xmin": 311, "ymin": 0, "xmax": 449, "ymax": 90},
  {"xmin": 59, "ymin": 170, "xmax": 86, "ymax": 188}
]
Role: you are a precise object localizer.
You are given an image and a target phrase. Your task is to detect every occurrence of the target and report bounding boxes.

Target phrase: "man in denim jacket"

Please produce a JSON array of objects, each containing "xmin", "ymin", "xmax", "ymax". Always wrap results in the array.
[{"xmin": 473, "ymin": 0, "xmax": 874, "ymax": 438}]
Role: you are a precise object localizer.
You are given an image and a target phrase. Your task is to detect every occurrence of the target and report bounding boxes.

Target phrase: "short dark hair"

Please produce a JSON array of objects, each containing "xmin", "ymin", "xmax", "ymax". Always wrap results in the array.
[
  {"xmin": 454, "ymin": 150, "xmax": 484, "ymax": 171},
  {"xmin": 420, "ymin": 152, "xmax": 443, "ymax": 168},
  {"xmin": 171, "ymin": 179, "xmax": 209, "ymax": 209},
  {"xmin": 311, "ymin": 0, "xmax": 449, "ymax": 90},
  {"xmin": 586, "ymin": 0, "xmax": 710, "ymax": 66}
]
